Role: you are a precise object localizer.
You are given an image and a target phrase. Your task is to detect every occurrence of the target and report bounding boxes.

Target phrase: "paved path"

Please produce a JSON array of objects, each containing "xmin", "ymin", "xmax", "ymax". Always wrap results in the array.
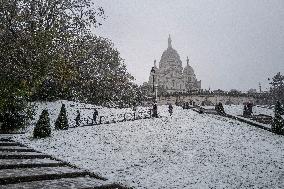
[{"xmin": 0, "ymin": 138, "xmax": 127, "ymax": 189}]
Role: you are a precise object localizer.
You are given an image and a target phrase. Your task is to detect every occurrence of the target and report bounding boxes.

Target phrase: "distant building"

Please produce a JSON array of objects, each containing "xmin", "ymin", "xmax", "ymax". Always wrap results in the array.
[
  {"xmin": 247, "ymin": 88, "xmax": 257, "ymax": 94},
  {"xmin": 213, "ymin": 89, "xmax": 225, "ymax": 94},
  {"xmin": 229, "ymin": 89, "xmax": 242, "ymax": 95},
  {"xmin": 148, "ymin": 35, "xmax": 201, "ymax": 93}
]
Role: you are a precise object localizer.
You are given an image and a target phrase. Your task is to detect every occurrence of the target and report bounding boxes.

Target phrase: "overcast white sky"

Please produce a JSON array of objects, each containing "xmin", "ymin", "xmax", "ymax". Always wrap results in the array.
[{"xmin": 93, "ymin": 0, "xmax": 284, "ymax": 91}]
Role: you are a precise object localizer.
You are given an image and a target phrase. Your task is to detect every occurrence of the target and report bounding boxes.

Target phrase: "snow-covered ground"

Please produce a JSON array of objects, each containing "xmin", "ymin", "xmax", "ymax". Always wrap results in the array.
[
  {"xmin": 12, "ymin": 101, "xmax": 284, "ymax": 188},
  {"xmin": 201, "ymin": 105, "xmax": 274, "ymax": 117},
  {"xmin": 223, "ymin": 105, "xmax": 274, "ymax": 116}
]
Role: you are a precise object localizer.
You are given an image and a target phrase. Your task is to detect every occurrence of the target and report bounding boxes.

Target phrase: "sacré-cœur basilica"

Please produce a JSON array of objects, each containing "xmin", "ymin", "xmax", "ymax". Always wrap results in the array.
[{"xmin": 147, "ymin": 35, "xmax": 201, "ymax": 93}]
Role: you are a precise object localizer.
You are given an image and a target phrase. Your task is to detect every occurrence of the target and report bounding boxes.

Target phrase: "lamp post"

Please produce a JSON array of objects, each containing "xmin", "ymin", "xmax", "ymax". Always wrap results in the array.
[
  {"xmin": 150, "ymin": 67, "xmax": 158, "ymax": 102},
  {"xmin": 151, "ymin": 67, "xmax": 155, "ymax": 92},
  {"xmin": 154, "ymin": 84, "xmax": 158, "ymax": 103},
  {"xmin": 150, "ymin": 67, "xmax": 158, "ymax": 118}
]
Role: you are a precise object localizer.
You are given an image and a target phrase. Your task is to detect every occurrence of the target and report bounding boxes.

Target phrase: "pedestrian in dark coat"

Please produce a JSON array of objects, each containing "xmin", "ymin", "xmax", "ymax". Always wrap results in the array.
[
  {"xmin": 75, "ymin": 110, "xmax": 81, "ymax": 127},
  {"xmin": 152, "ymin": 103, "xmax": 158, "ymax": 118},
  {"xmin": 93, "ymin": 108, "xmax": 98, "ymax": 124},
  {"xmin": 185, "ymin": 102, "xmax": 189, "ymax": 109},
  {"xmin": 247, "ymin": 102, "xmax": 253, "ymax": 116},
  {"xmin": 168, "ymin": 104, "xmax": 173, "ymax": 116}
]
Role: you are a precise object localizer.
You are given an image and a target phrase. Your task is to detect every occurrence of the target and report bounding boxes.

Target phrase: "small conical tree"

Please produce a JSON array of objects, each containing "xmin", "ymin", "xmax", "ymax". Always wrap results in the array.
[
  {"xmin": 275, "ymin": 101, "xmax": 284, "ymax": 115},
  {"xmin": 55, "ymin": 104, "xmax": 69, "ymax": 130},
  {"xmin": 272, "ymin": 101, "xmax": 284, "ymax": 134},
  {"xmin": 33, "ymin": 110, "xmax": 51, "ymax": 138},
  {"xmin": 75, "ymin": 110, "xmax": 80, "ymax": 127}
]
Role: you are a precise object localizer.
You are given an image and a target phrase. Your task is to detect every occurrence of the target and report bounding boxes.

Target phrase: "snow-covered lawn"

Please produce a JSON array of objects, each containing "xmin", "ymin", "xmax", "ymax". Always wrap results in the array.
[
  {"xmin": 13, "ymin": 102, "xmax": 284, "ymax": 188},
  {"xmin": 223, "ymin": 105, "xmax": 274, "ymax": 117},
  {"xmin": 201, "ymin": 105, "xmax": 274, "ymax": 117}
]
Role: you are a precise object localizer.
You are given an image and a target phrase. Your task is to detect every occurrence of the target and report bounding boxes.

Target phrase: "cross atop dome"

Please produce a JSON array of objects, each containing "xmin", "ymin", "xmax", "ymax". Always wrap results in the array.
[
  {"xmin": 168, "ymin": 34, "xmax": 172, "ymax": 48},
  {"xmin": 186, "ymin": 56, "xmax": 189, "ymax": 66}
]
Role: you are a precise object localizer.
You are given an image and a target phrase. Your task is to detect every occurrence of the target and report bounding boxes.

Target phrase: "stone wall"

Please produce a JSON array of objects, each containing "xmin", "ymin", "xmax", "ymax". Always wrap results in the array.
[{"xmin": 157, "ymin": 95, "xmax": 257, "ymax": 106}]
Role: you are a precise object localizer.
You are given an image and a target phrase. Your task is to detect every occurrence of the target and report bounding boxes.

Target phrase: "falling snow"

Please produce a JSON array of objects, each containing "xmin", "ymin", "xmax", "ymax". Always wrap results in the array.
[{"xmin": 12, "ymin": 101, "xmax": 284, "ymax": 189}]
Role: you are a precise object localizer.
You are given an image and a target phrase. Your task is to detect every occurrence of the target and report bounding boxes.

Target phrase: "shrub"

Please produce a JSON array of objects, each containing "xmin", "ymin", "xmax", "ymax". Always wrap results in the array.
[
  {"xmin": 275, "ymin": 101, "xmax": 284, "ymax": 116},
  {"xmin": 33, "ymin": 110, "xmax": 51, "ymax": 138},
  {"xmin": 271, "ymin": 101, "xmax": 284, "ymax": 134},
  {"xmin": 55, "ymin": 104, "xmax": 69, "ymax": 130},
  {"xmin": 215, "ymin": 102, "xmax": 226, "ymax": 115},
  {"xmin": 272, "ymin": 114, "xmax": 284, "ymax": 134},
  {"xmin": 0, "ymin": 95, "xmax": 33, "ymax": 133}
]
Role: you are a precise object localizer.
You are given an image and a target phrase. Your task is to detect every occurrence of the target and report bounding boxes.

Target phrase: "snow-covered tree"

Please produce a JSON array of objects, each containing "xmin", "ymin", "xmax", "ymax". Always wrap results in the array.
[
  {"xmin": 75, "ymin": 110, "xmax": 81, "ymax": 127},
  {"xmin": 55, "ymin": 104, "xmax": 69, "ymax": 130},
  {"xmin": 271, "ymin": 101, "xmax": 284, "ymax": 134},
  {"xmin": 0, "ymin": 0, "xmax": 104, "ymax": 95},
  {"xmin": 0, "ymin": 0, "xmax": 104, "ymax": 130},
  {"xmin": 269, "ymin": 72, "xmax": 284, "ymax": 104},
  {"xmin": 0, "ymin": 93, "xmax": 33, "ymax": 133},
  {"xmin": 72, "ymin": 35, "xmax": 140, "ymax": 107},
  {"xmin": 33, "ymin": 109, "xmax": 51, "ymax": 138},
  {"xmin": 0, "ymin": 0, "xmax": 139, "ymax": 112}
]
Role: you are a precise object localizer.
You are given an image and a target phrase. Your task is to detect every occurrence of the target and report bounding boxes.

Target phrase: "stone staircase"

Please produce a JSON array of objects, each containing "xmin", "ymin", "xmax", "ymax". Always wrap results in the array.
[{"xmin": 0, "ymin": 139, "xmax": 127, "ymax": 189}]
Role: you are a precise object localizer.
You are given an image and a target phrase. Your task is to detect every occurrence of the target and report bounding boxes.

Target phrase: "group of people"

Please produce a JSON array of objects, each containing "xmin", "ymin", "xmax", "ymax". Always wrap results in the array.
[
  {"xmin": 215, "ymin": 102, "xmax": 226, "ymax": 115},
  {"xmin": 151, "ymin": 103, "xmax": 173, "ymax": 118},
  {"xmin": 243, "ymin": 102, "xmax": 253, "ymax": 117},
  {"xmin": 75, "ymin": 108, "xmax": 98, "ymax": 127},
  {"xmin": 75, "ymin": 101, "xmax": 260, "ymax": 126},
  {"xmin": 74, "ymin": 103, "xmax": 175, "ymax": 127},
  {"xmin": 183, "ymin": 102, "xmax": 190, "ymax": 109}
]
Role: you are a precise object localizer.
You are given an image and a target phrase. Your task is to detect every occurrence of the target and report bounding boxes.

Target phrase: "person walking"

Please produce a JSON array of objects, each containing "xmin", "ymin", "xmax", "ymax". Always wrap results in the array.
[
  {"xmin": 185, "ymin": 102, "xmax": 189, "ymax": 109},
  {"xmin": 75, "ymin": 110, "xmax": 81, "ymax": 127},
  {"xmin": 93, "ymin": 108, "xmax": 98, "ymax": 124},
  {"xmin": 168, "ymin": 104, "xmax": 173, "ymax": 116},
  {"xmin": 152, "ymin": 103, "xmax": 158, "ymax": 118}
]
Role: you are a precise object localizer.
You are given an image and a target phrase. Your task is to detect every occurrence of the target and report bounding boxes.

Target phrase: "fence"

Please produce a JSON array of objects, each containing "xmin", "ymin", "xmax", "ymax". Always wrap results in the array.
[{"xmin": 71, "ymin": 109, "xmax": 153, "ymax": 128}]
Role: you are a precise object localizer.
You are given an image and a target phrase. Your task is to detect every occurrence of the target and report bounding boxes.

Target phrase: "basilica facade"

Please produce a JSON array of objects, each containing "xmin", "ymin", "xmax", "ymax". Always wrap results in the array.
[{"xmin": 148, "ymin": 35, "xmax": 201, "ymax": 93}]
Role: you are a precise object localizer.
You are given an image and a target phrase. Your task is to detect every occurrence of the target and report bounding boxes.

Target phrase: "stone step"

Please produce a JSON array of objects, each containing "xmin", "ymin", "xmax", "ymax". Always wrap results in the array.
[
  {"xmin": 0, "ymin": 146, "xmax": 35, "ymax": 152},
  {"xmin": 0, "ymin": 151, "xmax": 51, "ymax": 159},
  {"xmin": 0, "ymin": 176, "xmax": 112, "ymax": 189},
  {"xmin": 0, "ymin": 158, "xmax": 64, "ymax": 169},
  {"xmin": 0, "ymin": 166, "xmax": 89, "ymax": 185},
  {"xmin": 0, "ymin": 138, "xmax": 11, "ymax": 142},
  {"xmin": 0, "ymin": 142, "xmax": 20, "ymax": 146}
]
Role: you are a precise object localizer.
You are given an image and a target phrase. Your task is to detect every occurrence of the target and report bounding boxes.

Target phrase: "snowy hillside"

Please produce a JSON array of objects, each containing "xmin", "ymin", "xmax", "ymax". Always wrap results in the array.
[
  {"xmin": 28, "ymin": 100, "xmax": 149, "ymax": 131},
  {"xmin": 14, "ymin": 101, "xmax": 284, "ymax": 189}
]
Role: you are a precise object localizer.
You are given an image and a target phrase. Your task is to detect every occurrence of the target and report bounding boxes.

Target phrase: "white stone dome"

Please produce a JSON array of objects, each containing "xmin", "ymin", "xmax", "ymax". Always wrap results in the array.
[
  {"xmin": 183, "ymin": 65, "xmax": 194, "ymax": 75},
  {"xmin": 160, "ymin": 48, "xmax": 182, "ymax": 67},
  {"xmin": 183, "ymin": 57, "xmax": 195, "ymax": 75},
  {"xmin": 159, "ymin": 35, "xmax": 183, "ymax": 73}
]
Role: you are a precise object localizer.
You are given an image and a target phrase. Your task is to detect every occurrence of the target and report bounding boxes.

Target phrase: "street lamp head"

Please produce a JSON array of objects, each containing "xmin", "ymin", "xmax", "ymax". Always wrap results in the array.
[{"xmin": 151, "ymin": 67, "xmax": 155, "ymax": 74}]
